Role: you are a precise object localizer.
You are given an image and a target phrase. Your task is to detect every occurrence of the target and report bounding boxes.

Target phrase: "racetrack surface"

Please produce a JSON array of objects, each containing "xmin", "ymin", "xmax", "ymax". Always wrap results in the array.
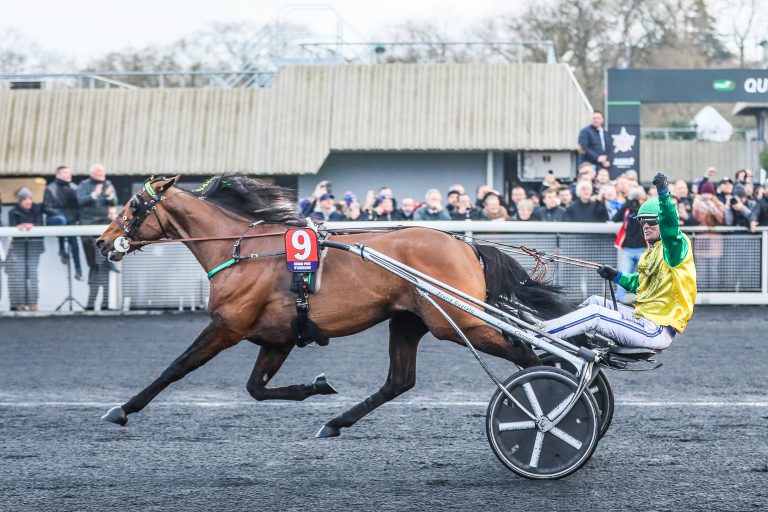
[{"xmin": 1, "ymin": 306, "xmax": 767, "ymax": 511}]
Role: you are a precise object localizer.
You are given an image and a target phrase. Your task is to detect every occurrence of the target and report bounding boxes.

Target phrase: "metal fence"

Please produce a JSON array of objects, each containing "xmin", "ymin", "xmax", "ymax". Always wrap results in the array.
[{"xmin": 0, "ymin": 223, "xmax": 766, "ymax": 313}]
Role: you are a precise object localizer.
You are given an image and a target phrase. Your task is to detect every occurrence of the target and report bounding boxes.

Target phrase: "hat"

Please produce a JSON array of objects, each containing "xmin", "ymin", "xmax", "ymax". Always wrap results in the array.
[
  {"xmin": 699, "ymin": 182, "xmax": 716, "ymax": 195},
  {"xmin": 16, "ymin": 187, "xmax": 33, "ymax": 202},
  {"xmin": 719, "ymin": 177, "xmax": 733, "ymax": 185},
  {"xmin": 734, "ymin": 187, "xmax": 748, "ymax": 199},
  {"xmin": 637, "ymin": 197, "xmax": 660, "ymax": 220},
  {"xmin": 319, "ymin": 193, "xmax": 334, "ymax": 201}
]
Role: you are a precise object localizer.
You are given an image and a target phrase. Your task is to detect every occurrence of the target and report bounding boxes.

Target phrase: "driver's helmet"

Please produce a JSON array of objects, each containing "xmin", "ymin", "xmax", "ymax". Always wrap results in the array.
[{"xmin": 637, "ymin": 197, "xmax": 660, "ymax": 224}]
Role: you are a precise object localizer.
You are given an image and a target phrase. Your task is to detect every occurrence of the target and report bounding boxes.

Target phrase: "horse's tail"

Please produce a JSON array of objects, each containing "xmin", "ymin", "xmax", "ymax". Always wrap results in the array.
[{"xmin": 474, "ymin": 243, "xmax": 575, "ymax": 320}]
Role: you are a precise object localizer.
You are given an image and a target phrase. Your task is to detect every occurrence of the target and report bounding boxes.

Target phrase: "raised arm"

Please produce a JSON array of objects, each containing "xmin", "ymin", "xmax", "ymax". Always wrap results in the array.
[{"xmin": 653, "ymin": 173, "xmax": 688, "ymax": 268}]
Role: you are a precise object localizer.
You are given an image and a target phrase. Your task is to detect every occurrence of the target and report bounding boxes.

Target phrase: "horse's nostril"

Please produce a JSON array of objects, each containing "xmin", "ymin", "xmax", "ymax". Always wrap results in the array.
[{"xmin": 96, "ymin": 239, "xmax": 104, "ymax": 248}]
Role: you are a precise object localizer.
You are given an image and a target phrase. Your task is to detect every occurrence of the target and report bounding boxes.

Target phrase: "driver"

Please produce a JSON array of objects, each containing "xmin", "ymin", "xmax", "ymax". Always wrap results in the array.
[{"xmin": 538, "ymin": 172, "xmax": 697, "ymax": 350}]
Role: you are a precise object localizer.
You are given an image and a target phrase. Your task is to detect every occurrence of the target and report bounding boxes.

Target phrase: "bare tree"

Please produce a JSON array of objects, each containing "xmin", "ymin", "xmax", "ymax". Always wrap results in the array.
[{"xmin": 728, "ymin": 0, "xmax": 760, "ymax": 67}]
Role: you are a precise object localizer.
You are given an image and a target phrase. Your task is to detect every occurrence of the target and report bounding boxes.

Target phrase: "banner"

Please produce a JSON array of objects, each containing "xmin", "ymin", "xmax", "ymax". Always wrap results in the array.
[{"xmin": 607, "ymin": 124, "xmax": 640, "ymax": 180}]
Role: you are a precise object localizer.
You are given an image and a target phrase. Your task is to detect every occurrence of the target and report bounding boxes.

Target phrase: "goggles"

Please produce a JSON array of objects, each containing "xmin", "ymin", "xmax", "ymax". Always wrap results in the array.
[{"xmin": 637, "ymin": 216, "xmax": 658, "ymax": 226}]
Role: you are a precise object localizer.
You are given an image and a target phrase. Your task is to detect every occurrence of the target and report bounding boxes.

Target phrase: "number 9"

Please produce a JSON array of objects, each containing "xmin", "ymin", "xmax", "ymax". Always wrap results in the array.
[{"xmin": 292, "ymin": 230, "xmax": 311, "ymax": 260}]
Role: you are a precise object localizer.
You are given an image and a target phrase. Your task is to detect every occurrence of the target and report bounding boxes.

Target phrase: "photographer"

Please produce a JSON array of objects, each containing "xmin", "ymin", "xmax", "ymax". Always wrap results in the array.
[
  {"xmin": 299, "ymin": 180, "xmax": 332, "ymax": 217},
  {"xmin": 727, "ymin": 189, "xmax": 757, "ymax": 232}
]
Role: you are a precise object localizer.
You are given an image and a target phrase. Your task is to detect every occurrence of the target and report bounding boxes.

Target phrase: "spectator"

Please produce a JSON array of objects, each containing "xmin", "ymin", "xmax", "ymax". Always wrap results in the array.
[
  {"xmin": 446, "ymin": 189, "xmax": 461, "ymax": 214},
  {"xmin": 623, "ymin": 169, "xmax": 640, "ymax": 188},
  {"xmin": 754, "ymin": 183, "xmax": 768, "ymax": 226},
  {"xmin": 474, "ymin": 184, "xmax": 499, "ymax": 209},
  {"xmin": 539, "ymin": 170, "xmax": 559, "ymax": 193},
  {"xmin": 413, "ymin": 189, "xmax": 451, "ymax": 221},
  {"xmin": 533, "ymin": 188, "xmax": 566, "ymax": 221},
  {"xmin": 672, "ymin": 179, "xmax": 696, "ymax": 226},
  {"xmin": 727, "ymin": 188, "xmax": 757, "ymax": 232},
  {"xmin": 299, "ymin": 180, "xmax": 331, "ymax": 217},
  {"xmin": 600, "ymin": 184, "xmax": 620, "ymax": 218},
  {"xmin": 612, "ymin": 187, "xmax": 648, "ymax": 302},
  {"xmin": 77, "ymin": 164, "xmax": 119, "ymax": 311},
  {"xmin": 577, "ymin": 110, "xmax": 611, "ymax": 170},
  {"xmin": 596, "ymin": 168, "xmax": 611, "ymax": 187},
  {"xmin": 572, "ymin": 163, "xmax": 596, "ymax": 195},
  {"xmin": 528, "ymin": 191, "xmax": 541, "ymax": 208},
  {"xmin": 311, "ymin": 193, "xmax": 345, "ymax": 222},
  {"xmin": 558, "ymin": 188, "xmax": 573, "ymax": 209},
  {"xmin": 734, "ymin": 169, "xmax": 752, "ymax": 196},
  {"xmin": 373, "ymin": 197, "xmax": 404, "ymax": 221},
  {"xmin": 6, "ymin": 188, "xmax": 57, "ymax": 311},
  {"xmin": 614, "ymin": 174, "xmax": 630, "ymax": 204},
  {"xmin": 344, "ymin": 200, "xmax": 364, "ymax": 221},
  {"xmin": 507, "ymin": 185, "xmax": 527, "ymax": 217},
  {"xmin": 565, "ymin": 181, "xmax": 609, "ymax": 222},
  {"xmin": 716, "ymin": 177, "xmax": 734, "ymax": 205},
  {"xmin": 480, "ymin": 193, "xmax": 510, "ymax": 221},
  {"xmin": 692, "ymin": 181, "xmax": 725, "ymax": 290},
  {"xmin": 692, "ymin": 182, "xmax": 724, "ymax": 226},
  {"xmin": 451, "ymin": 194, "xmax": 480, "ymax": 220},
  {"xmin": 693, "ymin": 166, "xmax": 717, "ymax": 194},
  {"xmin": 398, "ymin": 197, "xmax": 417, "ymax": 220},
  {"xmin": 44, "ymin": 165, "xmax": 84, "ymax": 281},
  {"xmin": 512, "ymin": 199, "xmax": 534, "ymax": 221}
]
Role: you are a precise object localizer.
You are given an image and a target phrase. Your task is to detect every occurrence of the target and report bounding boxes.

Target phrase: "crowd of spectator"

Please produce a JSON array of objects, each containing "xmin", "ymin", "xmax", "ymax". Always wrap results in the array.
[
  {"xmin": 2, "ymin": 161, "xmax": 767, "ymax": 312},
  {"xmin": 299, "ymin": 165, "xmax": 768, "ymax": 232},
  {"xmin": 1, "ymin": 163, "xmax": 119, "ymax": 311}
]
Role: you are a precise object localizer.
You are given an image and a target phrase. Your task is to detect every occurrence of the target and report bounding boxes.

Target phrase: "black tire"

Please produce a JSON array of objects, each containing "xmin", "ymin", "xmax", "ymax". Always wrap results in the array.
[
  {"xmin": 539, "ymin": 354, "xmax": 615, "ymax": 439},
  {"xmin": 486, "ymin": 366, "xmax": 600, "ymax": 480}
]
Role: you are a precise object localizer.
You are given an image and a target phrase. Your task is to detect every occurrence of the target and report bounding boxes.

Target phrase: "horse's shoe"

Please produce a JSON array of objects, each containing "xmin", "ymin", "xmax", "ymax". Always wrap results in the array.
[
  {"xmin": 102, "ymin": 406, "xmax": 128, "ymax": 426},
  {"xmin": 315, "ymin": 424, "xmax": 341, "ymax": 438},
  {"xmin": 312, "ymin": 374, "xmax": 338, "ymax": 395}
]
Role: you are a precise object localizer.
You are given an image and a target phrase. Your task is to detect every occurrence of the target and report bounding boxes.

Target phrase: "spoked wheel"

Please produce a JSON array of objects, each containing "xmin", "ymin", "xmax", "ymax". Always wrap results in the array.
[
  {"xmin": 539, "ymin": 354, "xmax": 614, "ymax": 438},
  {"xmin": 486, "ymin": 367, "xmax": 599, "ymax": 480}
]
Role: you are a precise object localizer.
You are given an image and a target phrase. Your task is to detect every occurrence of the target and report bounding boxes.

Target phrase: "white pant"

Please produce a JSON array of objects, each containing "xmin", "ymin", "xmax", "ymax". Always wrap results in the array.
[{"xmin": 540, "ymin": 295, "xmax": 675, "ymax": 350}]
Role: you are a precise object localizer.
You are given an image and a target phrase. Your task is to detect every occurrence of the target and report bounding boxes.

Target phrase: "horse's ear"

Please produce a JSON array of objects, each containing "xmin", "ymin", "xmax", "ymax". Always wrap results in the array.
[{"xmin": 159, "ymin": 174, "xmax": 181, "ymax": 192}]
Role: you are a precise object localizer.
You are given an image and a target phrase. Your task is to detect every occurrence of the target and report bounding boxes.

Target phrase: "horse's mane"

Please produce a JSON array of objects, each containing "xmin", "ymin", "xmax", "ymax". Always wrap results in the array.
[{"xmin": 185, "ymin": 173, "xmax": 304, "ymax": 225}]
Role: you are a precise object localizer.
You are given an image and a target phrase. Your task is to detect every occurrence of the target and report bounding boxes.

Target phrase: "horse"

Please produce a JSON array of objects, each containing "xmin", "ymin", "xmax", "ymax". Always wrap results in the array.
[{"xmin": 96, "ymin": 174, "xmax": 574, "ymax": 437}]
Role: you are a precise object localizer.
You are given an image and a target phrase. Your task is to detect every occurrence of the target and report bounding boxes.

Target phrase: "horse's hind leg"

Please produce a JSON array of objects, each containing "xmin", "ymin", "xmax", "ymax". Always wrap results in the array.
[
  {"xmin": 102, "ymin": 318, "xmax": 241, "ymax": 426},
  {"xmin": 246, "ymin": 345, "xmax": 338, "ymax": 401},
  {"xmin": 316, "ymin": 312, "xmax": 428, "ymax": 438}
]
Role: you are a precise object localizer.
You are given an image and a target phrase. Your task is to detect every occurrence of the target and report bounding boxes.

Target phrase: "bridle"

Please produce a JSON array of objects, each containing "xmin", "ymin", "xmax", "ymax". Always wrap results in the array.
[{"xmin": 111, "ymin": 178, "xmax": 175, "ymax": 253}]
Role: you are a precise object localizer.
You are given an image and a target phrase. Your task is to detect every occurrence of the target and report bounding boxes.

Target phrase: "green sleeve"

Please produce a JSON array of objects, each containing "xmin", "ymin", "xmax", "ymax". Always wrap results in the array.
[
  {"xmin": 658, "ymin": 191, "xmax": 688, "ymax": 267},
  {"xmin": 617, "ymin": 272, "xmax": 639, "ymax": 293}
]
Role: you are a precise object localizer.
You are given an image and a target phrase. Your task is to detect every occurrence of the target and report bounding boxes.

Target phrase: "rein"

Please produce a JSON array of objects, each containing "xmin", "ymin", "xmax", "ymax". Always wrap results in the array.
[{"xmin": 128, "ymin": 230, "xmax": 286, "ymax": 247}]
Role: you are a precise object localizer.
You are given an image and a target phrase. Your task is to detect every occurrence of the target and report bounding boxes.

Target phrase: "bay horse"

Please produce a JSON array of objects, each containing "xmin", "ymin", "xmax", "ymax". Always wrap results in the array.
[{"xmin": 96, "ymin": 174, "xmax": 573, "ymax": 437}]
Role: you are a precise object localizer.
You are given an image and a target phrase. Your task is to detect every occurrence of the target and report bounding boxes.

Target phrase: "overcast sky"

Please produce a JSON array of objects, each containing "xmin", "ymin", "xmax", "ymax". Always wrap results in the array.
[{"xmin": 2, "ymin": 0, "xmax": 511, "ymax": 65}]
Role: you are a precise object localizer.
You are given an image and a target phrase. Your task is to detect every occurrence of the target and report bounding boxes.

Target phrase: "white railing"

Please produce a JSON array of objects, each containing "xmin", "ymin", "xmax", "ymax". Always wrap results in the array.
[{"xmin": 0, "ymin": 222, "xmax": 766, "ymax": 313}]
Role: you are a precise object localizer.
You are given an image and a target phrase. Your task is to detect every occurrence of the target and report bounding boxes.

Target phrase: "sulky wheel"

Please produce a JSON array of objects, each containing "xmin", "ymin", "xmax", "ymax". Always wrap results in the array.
[
  {"xmin": 486, "ymin": 366, "xmax": 600, "ymax": 480},
  {"xmin": 539, "ymin": 354, "xmax": 614, "ymax": 439}
]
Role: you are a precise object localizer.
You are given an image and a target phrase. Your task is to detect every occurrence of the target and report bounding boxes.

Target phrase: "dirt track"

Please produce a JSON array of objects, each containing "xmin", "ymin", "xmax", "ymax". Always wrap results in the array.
[{"xmin": 1, "ymin": 306, "xmax": 767, "ymax": 511}]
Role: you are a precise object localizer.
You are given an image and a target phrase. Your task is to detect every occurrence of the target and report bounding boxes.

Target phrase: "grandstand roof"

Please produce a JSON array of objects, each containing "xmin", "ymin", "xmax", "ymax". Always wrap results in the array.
[{"xmin": 0, "ymin": 63, "xmax": 591, "ymax": 176}]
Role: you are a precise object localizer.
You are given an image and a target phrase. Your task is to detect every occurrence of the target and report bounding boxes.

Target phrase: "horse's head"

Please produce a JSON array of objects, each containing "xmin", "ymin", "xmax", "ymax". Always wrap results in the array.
[{"xmin": 96, "ymin": 175, "xmax": 180, "ymax": 262}]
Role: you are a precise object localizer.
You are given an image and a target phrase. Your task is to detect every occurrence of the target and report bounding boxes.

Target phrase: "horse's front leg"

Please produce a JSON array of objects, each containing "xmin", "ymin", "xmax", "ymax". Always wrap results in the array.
[
  {"xmin": 246, "ymin": 345, "xmax": 338, "ymax": 401},
  {"xmin": 102, "ymin": 318, "xmax": 242, "ymax": 426}
]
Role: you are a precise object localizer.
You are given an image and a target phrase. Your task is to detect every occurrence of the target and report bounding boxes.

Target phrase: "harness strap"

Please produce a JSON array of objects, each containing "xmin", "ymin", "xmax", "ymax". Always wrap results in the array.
[{"xmin": 207, "ymin": 258, "xmax": 238, "ymax": 280}]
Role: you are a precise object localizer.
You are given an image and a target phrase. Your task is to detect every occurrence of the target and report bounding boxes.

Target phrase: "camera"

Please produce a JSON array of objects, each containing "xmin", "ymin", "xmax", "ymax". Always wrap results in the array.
[{"xmin": 729, "ymin": 197, "xmax": 738, "ymax": 206}]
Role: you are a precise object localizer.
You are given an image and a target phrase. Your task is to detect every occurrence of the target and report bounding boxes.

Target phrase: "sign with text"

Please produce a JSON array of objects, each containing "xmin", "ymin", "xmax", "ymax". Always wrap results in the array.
[
  {"xmin": 607, "ymin": 124, "xmax": 640, "ymax": 179},
  {"xmin": 285, "ymin": 228, "xmax": 320, "ymax": 273}
]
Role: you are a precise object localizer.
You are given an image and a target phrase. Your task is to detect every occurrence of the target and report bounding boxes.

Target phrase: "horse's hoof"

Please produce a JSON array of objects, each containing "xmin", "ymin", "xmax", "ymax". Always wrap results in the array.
[
  {"xmin": 313, "ymin": 374, "xmax": 338, "ymax": 395},
  {"xmin": 315, "ymin": 424, "xmax": 341, "ymax": 438},
  {"xmin": 101, "ymin": 406, "xmax": 128, "ymax": 426}
]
